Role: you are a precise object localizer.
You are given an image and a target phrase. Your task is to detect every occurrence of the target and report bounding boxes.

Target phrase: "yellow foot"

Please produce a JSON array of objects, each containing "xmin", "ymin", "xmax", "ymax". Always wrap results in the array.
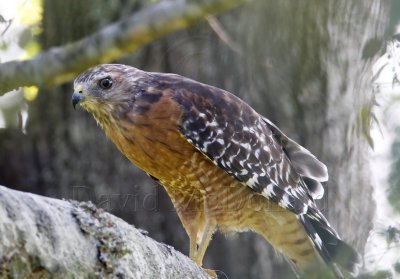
[{"xmin": 204, "ymin": 268, "xmax": 217, "ymax": 278}]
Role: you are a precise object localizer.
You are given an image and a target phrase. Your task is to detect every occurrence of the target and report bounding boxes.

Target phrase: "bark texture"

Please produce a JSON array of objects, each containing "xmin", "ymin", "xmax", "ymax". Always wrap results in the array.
[
  {"xmin": 0, "ymin": 185, "xmax": 211, "ymax": 279},
  {"xmin": 0, "ymin": 0, "xmax": 251, "ymax": 94}
]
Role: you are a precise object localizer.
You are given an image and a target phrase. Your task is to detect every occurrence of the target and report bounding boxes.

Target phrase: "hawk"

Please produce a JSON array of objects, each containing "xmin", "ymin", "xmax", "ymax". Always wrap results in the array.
[{"xmin": 72, "ymin": 64, "xmax": 360, "ymax": 278}]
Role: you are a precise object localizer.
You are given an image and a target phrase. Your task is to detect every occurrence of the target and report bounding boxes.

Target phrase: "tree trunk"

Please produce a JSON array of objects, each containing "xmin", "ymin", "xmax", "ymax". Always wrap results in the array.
[
  {"xmin": 0, "ymin": 185, "xmax": 211, "ymax": 279},
  {"xmin": 0, "ymin": 0, "xmax": 389, "ymax": 278}
]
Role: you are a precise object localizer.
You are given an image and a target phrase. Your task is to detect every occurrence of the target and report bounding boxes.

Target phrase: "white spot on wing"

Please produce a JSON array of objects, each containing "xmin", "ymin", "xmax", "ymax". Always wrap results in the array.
[
  {"xmin": 279, "ymin": 194, "xmax": 291, "ymax": 209},
  {"xmin": 262, "ymin": 184, "xmax": 275, "ymax": 198},
  {"xmin": 241, "ymin": 143, "xmax": 251, "ymax": 150},
  {"xmin": 247, "ymin": 174, "xmax": 259, "ymax": 187},
  {"xmin": 240, "ymin": 169, "xmax": 248, "ymax": 175},
  {"xmin": 208, "ymin": 120, "xmax": 218, "ymax": 127}
]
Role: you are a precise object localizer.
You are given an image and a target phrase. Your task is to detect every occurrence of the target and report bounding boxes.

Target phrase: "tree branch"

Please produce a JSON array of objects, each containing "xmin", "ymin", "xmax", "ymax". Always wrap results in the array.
[
  {"xmin": 0, "ymin": 0, "xmax": 251, "ymax": 95},
  {"xmin": 0, "ymin": 186, "xmax": 212, "ymax": 278}
]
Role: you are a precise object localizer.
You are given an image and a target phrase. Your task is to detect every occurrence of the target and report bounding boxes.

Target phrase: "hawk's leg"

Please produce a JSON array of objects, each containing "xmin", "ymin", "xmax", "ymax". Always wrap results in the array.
[
  {"xmin": 177, "ymin": 206, "xmax": 217, "ymax": 277},
  {"xmin": 192, "ymin": 218, "xmax": 217, "ymax": 278},
  {"xmin": 193, "ymin": 219, "xmax": 216, "ymax": 265},
  {"xmin": 189, "ymin": 234, "xmax": 197, "ymax": 260},
  {"xmin": 166, "ymin": 190, "xmax": 213, "ymax": 264}
]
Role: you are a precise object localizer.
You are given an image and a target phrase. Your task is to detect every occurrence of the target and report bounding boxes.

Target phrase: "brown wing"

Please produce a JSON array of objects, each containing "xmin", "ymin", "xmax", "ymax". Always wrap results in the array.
[{"xmin": 152, "ymin": 73, "xmax": 327, "ymax": 215}]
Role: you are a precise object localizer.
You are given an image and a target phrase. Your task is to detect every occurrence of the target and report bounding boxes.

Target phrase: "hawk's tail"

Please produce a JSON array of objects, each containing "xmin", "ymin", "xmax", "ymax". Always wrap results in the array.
[{"xmin": 299, "ymin": 212, "xmax": 362, "ymax": 278}]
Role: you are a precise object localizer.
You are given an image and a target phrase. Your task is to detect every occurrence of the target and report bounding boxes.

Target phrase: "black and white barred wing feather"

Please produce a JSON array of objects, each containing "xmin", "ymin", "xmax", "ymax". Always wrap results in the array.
[
  {"xmin": 171, "ymin": 78, "xmax": 326, "ymax": 214},
  {"xmin": 167, "ymin": 76, "xmax": 360, "ymax": 277}
]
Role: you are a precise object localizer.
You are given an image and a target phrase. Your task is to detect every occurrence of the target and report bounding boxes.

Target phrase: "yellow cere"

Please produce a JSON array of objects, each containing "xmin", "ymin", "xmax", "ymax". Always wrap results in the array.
[{"xmin": 74, "ymin": 85, "xmax": 84, "ymax": 94}]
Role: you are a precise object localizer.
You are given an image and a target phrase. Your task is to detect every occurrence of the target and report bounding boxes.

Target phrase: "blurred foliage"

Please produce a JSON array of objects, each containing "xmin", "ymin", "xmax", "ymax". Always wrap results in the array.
[
  {"xmin": 388, "ymin": 127, "xmax": 400, "ymax": 212},
  {"xmin": 0, "ymin": 0, "xmax": 43, "ymax": 60},
  {"xmin": 362, "ymin": 37, "xmax": 384, "ymax": 60},
  {"xmin": 357, "ymin": 103, "xmax": 377, "ymax": 149},
  {"xmin": 0, "ymin": 90, "xmax": 27, "ymax": 131},
  {"xmin": 387, "ymin": 0, "xmax": 400, "ymax": 38},
  {"xmin": 292, "ymin": 268, "xmax": 396, "ymax": 279},
  {"xmin": 22, "ymin": 86, "xmax": 38, "ymax": 101},
  {"xmin": 0, "ymin": 0, "xmax": 43, "ymax": 130},
  {"xmin": 359, "ymin": 0, "xmax": 400, "ymax": 148},
  {"xmin": 358, "ymin": 270, "xmax": 393, "ymax": 279},
  {"xmin": 383, "ymin": 225, "xmax": 400, "ymax": 247},
  {"xmin": 393, "ymin": 262, "xmax": 400, "ymax": 274},
  {"xmin": 16, "ymin": 0, "xmax": 42, "ymax": 26}
]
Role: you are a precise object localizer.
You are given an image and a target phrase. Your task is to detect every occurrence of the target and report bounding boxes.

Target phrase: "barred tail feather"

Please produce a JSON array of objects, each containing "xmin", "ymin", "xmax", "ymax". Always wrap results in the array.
[{"xmin": 299, "ymin": 213, "xmax": 362, "ymax": 279}]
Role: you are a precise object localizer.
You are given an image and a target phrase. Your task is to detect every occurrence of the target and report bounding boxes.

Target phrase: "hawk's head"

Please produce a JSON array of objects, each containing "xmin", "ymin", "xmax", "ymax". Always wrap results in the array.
[
  {"xmin": 72, "ymin": 64, "xmax": 158, "ymax": 129},
  {"xmin": 72, "ymin": 64, "xmax": 150, "ymax": 112}
]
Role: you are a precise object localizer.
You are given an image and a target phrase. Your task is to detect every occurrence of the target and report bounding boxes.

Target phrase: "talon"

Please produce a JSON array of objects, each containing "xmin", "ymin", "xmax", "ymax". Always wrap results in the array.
[{"xmin": 204, "ymin": 268, "xmax": 217, "ymax": 278}]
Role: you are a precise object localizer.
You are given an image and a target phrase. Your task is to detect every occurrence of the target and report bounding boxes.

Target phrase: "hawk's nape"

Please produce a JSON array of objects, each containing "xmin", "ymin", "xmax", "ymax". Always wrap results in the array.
[{"xmin": 72, "ymin": 64, "xmax": 361, "ymax": 278}]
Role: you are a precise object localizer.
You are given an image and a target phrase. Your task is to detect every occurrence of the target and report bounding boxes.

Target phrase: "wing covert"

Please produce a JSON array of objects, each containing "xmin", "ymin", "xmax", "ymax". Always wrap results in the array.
[{"xmin": 162, "ymin": 75, "xmax": 325, "ymax": 214}]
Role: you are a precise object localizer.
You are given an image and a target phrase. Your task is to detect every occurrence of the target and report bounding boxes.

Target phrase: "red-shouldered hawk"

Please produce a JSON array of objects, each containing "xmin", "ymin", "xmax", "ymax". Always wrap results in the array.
[{"xmin": 72, "ymin": 64, "xmax": 361, "ymax": 278}]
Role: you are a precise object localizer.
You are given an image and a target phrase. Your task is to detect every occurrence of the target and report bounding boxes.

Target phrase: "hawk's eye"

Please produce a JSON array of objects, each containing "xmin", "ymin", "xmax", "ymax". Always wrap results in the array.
[{"xmin": 99, "ymin": 77, "xmax": 113, "ymax": 89}]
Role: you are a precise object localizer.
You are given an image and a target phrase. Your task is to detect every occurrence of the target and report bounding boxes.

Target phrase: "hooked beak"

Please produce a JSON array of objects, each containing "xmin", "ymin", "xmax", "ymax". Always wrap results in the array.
[{"xmin": 72, "ymin": 92, "xmax": 84, "ymax": 109}]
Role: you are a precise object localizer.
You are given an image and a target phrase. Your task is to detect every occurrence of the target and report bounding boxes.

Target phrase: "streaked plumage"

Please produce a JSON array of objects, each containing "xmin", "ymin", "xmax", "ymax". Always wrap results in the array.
[{"xmin": 72, "ymin": 64, "xmax": 361, "ymax": 278}]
